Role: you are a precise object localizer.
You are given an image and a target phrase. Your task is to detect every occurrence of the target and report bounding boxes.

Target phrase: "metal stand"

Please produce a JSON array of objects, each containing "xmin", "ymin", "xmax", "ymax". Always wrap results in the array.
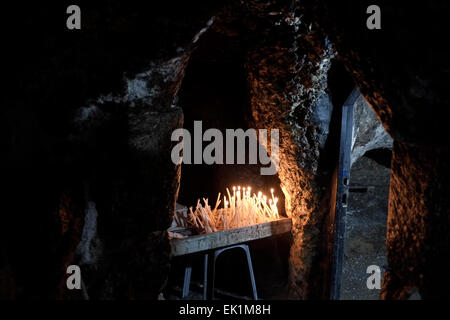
[{"xmin": 182, "ymin": 244, "xmax": 258, "ymax": 300}]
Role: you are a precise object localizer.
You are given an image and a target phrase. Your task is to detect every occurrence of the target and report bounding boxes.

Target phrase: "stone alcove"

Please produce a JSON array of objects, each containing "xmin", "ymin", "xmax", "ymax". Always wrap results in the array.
[
  {"xmin": 165, "ymin": 5, "xmax": 356, "ymax": 299},
  {"xmin": 167, "ymin": 15, "xmax": 290, "ymax": 299}
]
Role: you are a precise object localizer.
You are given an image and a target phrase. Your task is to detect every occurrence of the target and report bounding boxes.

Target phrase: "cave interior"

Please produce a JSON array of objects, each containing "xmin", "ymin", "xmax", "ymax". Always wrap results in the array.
[{"xmin": 2, "ymin": 0, "xmax": 449, "ymax": 300}]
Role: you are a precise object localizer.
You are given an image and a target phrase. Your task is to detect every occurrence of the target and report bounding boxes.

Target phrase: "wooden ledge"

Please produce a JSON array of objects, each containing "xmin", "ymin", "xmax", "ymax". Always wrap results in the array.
[{"xmin": 170, "ymin": 218, "xmax": 292, "ymax": 256}]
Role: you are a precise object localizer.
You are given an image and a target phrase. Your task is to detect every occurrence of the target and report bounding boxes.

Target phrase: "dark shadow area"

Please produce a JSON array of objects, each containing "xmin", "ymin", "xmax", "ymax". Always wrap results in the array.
[{"xmin": 364, "ymin": 148, "xmax": 392, "ymax": 169}]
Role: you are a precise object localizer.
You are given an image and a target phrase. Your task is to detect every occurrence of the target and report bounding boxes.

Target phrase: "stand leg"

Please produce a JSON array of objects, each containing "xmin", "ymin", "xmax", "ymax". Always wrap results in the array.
[
  {"xmin": 202, "ymin": 253, "xmax": 208, "ymax": 299},
  {"xmin": 182, "ymin": 264, "xmax": 192, "ymax": 299},
  {"xmin": 204, "ymin": 252, "xmax": 216, "ymax": 300},
  {"xmin": 242, "ymin": 245, "xmax": 258, "ymax": 300}
]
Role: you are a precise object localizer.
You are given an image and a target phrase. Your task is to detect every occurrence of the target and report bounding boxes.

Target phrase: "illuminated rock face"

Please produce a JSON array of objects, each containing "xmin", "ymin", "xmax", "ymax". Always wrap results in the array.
[
  {"xmin": 351, "ymin": 95, "xmax": 392, "ymax": 166},
  {"xmin": 242, "ymin": 3, "xmax": 340, "ymax": 299}
]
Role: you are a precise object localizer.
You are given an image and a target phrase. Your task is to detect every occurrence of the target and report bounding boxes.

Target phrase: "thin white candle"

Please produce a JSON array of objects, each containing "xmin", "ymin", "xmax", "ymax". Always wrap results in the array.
[{"xmin": 175, "ymin": 185, "xmax": 281, "ymax": 233}]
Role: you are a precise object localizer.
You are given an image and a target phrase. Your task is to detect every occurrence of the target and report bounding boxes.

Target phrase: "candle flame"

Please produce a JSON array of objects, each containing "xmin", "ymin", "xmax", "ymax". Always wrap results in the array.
[{"xmin": 175, "ymin": 185, "xmax": 281, "ymax": 233}]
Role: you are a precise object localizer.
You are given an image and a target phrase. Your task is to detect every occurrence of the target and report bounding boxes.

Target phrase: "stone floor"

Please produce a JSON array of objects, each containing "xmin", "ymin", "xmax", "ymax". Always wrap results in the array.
[{"xmin": 340, "ymin": 155, "xmax": 390, "ymax": 300}]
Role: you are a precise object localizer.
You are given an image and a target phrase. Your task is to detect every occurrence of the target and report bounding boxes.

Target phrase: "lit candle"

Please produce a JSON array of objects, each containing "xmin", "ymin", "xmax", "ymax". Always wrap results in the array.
[{"xmin": 274, "ymin": 197, "xmax": 279, "ymax": 218}]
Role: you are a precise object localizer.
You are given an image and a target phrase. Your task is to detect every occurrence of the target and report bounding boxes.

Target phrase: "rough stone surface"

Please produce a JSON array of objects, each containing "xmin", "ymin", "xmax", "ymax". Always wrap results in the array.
[
  {"xmin": 381, "ymin": 141, "xmax": 450, "ymax": 299},
  {"xmin": 1, "ymin": 0, "xmax": 343, "ymax": 300},
  {"xmin": 351, "ymin": 95, "xmax": 393, "ymax": 166},
  {"xmin": 174, "ymin": 0, "xmax": 343, "ymax": 299},
  {"xmin": 244, "ymin": 1, "xmax": 339, "ymax": 299},
  {"xmin": 299, "ymin": 0, "xmax": 450, "ymax": 146},
  {"xmin": 298, "ymin": 0, "xmax": 450, "ymax": 299},
  {"xmin": 2, "ymin": 1, "xmax": 220, "ymax": 299}
]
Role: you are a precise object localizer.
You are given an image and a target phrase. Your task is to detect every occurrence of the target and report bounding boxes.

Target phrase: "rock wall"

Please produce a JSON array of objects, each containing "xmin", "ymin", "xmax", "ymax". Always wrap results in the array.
[
  {"xmin": 243, "ymin": 1, "xmax": 340, "ymax": 299},
  {"xmin": 351, "ymin": 94, "xmax": 392, "ymax": 166},
  {"xmin": 382, "ymin": 142, "xmax": 450, "ymax": 299},
  {"xmin": 171, "ymin": 0, "xmax": 345, "ymax": 299},
  {"xmin": 2, "ymin": 0, "xmax": 346, "ymax": 299},
  {"xmin": 71, "ymin": 56, "xmax": 187, "ymax": 298},
  {"xmin": 2, "ymin": 1, "xmax": 221, "ymax": 299},
  {"xmin": 298, "ymin": 0, "xmax": 450, "ymax": 298}
]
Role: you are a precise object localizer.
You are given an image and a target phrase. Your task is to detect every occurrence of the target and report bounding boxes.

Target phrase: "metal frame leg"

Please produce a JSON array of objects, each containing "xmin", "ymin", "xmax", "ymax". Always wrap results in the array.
[
  {"xmin": 203, "ymin": 244, "xmax": 258, "ymax": 300},
  {"xmin": 242, "ymin": 245, "xmax": 258, "ymax": 300},
  {"xmin": 203, "ymin": 253, "xmax": 212, "ymax": 299},
  {"xmin": 182, "ymin": 264, "xmax": 192, "ymax": 299}
]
